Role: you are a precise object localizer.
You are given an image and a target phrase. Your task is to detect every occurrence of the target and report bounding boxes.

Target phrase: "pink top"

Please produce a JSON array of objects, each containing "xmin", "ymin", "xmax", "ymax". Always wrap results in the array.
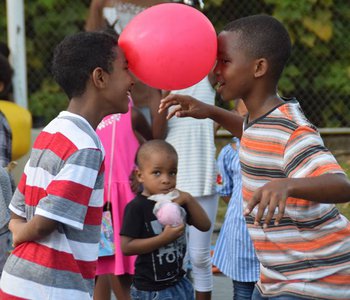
[{"xmin": 96, "ymin": 101, "xmax": 139, "ymax": 275}]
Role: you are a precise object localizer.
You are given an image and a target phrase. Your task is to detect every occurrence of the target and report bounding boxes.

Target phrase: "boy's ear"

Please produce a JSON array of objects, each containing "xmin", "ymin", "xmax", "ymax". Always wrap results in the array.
[
  {"xmin": 135, "ymin": 168, "xmax": 144, "ymax": 183},
  {"xmin": 254, "ymin": 58, "xmax": 268, "ymax": 78},
  {"xmin": 91, "ymin": 67, "xmax": 107, "ymax": 88},
  {"xmin": 0, "ymin": 81, "xmax": 4, "ymax": 93}
]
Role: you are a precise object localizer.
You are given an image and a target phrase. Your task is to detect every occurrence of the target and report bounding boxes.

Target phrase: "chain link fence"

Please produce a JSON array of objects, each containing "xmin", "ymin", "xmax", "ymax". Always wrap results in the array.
[{"xmin": 0, "ymin": 0, "xmax": 349, "ymax": 128}]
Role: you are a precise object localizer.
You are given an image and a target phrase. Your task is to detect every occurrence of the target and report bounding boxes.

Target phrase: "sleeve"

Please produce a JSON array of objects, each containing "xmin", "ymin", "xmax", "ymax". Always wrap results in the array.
[
  {"xmin": 216, "ymin": 145, "xmax": 234, "ymax": 196},
  {"xmin": 120, "ymin": 199, "xmax": 144, "ymax": 238},
  {"xmin": 9, "ymin": 162, "xmax": 29, "ymax": 218},
  {"xmin": 284, "ymin": 126, "xmax": 345, "ymax": 178},
  {"xmin": 35, "ymin": 148, "xmax": 104, "ymax": 230}
]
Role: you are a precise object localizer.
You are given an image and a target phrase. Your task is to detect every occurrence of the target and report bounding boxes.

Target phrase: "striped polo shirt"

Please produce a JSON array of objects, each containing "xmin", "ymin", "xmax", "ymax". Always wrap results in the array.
[
  {"xmin": 241, "ymin": 99, "xmax": 350, "ymax": 299},
  {"xmin": 0, "ymin": 111, "xmax": 104, "ymax": 299}
]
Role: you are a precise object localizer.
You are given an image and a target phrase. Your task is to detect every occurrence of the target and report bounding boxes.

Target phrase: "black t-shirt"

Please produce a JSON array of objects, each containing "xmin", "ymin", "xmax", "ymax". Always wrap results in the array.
[{"xmin": 120, "ymin": 194, "xmax": 186, "ymax": 291}]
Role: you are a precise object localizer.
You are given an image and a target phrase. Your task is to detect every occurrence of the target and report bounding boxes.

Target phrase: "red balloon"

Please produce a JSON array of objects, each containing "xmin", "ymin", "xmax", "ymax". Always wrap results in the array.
[{"xmin": 119, "ymin": 3, "xmax": 217, "ymax": 90}]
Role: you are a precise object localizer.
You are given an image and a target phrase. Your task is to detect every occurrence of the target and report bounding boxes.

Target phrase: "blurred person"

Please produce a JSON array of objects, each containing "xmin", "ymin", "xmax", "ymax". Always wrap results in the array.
[
  {"xmin": 0, "ymin": 54, "xmax": 13, "ymax": 168},
  {"xmin": 213, "ymin": 99, "xmax": 260, "ymax": 300},
  {"xmin": 0, "ymin": 167, "xmax": 12, "ymax": 278}
]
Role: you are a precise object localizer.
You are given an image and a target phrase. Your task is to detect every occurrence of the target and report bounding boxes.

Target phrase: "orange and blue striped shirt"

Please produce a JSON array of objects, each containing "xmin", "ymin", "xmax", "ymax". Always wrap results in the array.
[{"xmin": 241, "ymin": 99, "xmax": 350, "ymax": 299}]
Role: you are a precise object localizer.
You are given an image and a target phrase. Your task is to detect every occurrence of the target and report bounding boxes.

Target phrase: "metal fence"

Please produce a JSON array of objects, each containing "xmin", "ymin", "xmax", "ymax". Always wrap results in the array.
[{"xmin": 0, "ymin": 0, "xmax": 349, "ymax": 128}]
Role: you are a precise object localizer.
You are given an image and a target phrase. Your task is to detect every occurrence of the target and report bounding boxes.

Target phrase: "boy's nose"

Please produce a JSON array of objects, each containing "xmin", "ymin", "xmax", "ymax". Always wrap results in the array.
[{"xmin": 161, "ymin": 175, "xmax": 171, "ymax": 184}]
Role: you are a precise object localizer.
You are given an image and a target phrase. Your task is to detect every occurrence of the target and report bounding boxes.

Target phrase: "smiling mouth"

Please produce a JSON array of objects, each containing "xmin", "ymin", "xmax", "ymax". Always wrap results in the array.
[{"xmin": 216, "ymin": 82, "xmax": 225, "ymax": 93}]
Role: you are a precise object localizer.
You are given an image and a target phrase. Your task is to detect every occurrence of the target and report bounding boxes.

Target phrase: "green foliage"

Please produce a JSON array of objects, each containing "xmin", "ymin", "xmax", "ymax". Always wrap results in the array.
[
  {"xmin": 29, "ymin": 79, "xmax": 67, "ymax": 126},
  {"xmin": 1, "ymin": 0, "xmax": 350, "ymax": 127}
]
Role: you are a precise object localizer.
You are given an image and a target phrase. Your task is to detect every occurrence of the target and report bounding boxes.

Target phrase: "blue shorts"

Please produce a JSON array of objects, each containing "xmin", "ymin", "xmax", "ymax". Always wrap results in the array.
[{"xmin": 130, "ymin": 276, "xmax": 194, "ymax": 300}]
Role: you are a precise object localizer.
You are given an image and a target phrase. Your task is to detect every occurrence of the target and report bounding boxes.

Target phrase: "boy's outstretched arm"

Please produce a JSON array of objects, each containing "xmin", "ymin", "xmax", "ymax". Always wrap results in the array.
[
  {"xmin": 10, "ymin": 212, "xmax": 58, "ymax": 247},
  {"xmin": 121, "ymin": 223, "xmax": 185, "ymax": 256},
  {"xmin": 173, "ymin": 190, "xmax": 211, "ymax": 232},
  {"xmin": 245, "ymin": 173, "xmax": 350, "ymax": 228},
  {"xmin": 159, "ymin": 94, "xmax": 244, "ymax": 139}
]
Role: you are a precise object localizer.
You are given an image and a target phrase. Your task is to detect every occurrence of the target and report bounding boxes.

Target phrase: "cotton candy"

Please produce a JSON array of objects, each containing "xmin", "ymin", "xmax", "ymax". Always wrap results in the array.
[{"xmin": 148, "ymin": 190, "xmax": 186, "ymax": 227}]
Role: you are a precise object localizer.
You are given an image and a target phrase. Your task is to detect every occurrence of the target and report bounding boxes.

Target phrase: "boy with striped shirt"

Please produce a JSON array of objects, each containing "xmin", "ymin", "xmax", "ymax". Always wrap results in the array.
[
  {"xmin": 160, "ymin": 15, "xmax": 350, "ymax": 300},
  {"xmin": 0, "ymin": 31, "xmax": 134, "ymax": 299}
]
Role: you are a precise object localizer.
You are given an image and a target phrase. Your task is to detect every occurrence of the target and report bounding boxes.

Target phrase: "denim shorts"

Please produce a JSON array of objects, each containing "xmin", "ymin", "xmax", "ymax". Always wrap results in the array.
[{"xmin": 130, "ymin": 276, "xmax": 194, "ymax": 300}]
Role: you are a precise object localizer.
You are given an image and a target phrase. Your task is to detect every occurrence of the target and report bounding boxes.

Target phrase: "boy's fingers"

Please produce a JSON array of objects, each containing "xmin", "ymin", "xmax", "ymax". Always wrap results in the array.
[
  {"xmin": 263, "ymin": 204, "xmax": 275, "ymax": 229},
  {"xmin": 244, "ymin": 190, "xmax": 260, "ymax": 216},
  {"xmin": 254, "ymin": 202, "xmax": 266, "ymax": 226},
  {"xmin": 275, "ymin": 203, "xmax": 286, "ymax": 225}
]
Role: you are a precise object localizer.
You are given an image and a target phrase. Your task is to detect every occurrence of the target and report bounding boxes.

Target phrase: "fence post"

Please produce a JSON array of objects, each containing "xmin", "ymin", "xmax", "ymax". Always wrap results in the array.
[{"xmin": 6, "ymin": 0, "xmax": 28, "ymax": 109}]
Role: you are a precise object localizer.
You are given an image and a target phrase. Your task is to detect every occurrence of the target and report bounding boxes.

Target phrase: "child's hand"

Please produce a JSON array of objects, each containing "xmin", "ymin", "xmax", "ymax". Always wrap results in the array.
[
  {"xmin": 160, "ymin": 223, "xmax": 185, "ymax": 244},
  {"xmin": 158, "ymin": 94, "xmax": 211, "ymax": 120},
  {"xmin": 244, "ymin": 178, "xmax": 289, "ymax": 228},
  {"xmin": 9, "ymin": 218, "xmax": 26, "ymax": 247},
  {"xmin": 172, "ymin": 189, "xmax": 191, "ymax": 206}
]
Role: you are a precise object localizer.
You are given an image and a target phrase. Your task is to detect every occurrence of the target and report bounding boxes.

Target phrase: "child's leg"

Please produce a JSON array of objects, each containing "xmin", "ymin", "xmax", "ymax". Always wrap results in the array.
[
  {"xmin": 93, "ymin": 275, "xmax": 111, "ymax": 300},
  {"xmin": 232, "ymin": 280, "xmax": 255, "ymax": 300},
  {"xmin": 187, "ymin": 194, "xmax": 218, "ymax": 300},
  {"xmin": 110, "ymin": 274, "xmax": 133, "ymax": 300}
]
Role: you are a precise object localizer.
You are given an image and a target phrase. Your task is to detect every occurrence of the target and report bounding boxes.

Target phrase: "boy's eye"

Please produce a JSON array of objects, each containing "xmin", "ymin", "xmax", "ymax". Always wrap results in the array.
[
  {"xmin": 153, "ymin": 171, "xmax": 161, "ymax": 176},
  {"xmin": 170, "ymin": 171, "xmax": 177, "ymax": 176}
]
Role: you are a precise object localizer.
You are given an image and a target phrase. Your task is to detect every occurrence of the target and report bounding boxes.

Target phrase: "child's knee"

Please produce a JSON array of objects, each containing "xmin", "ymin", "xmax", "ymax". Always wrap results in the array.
[{"xmin": 190, "ymin": 249, "xmax": 211, "ymax": 269}]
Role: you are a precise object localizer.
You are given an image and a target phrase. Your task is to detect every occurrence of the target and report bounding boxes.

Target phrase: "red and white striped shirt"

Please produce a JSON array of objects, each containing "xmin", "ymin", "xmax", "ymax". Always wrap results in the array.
[
  {"xmin": 241, "ymin": 99, "xmax": 350, "ymax": 299},
  {"xmin": 0, "ymin": 111, "xmax": 104, "ymax": 299}
]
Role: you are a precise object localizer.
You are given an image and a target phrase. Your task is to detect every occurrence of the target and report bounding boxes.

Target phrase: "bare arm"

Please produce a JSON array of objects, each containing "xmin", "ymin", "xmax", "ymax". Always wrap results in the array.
[
  {"xmin": 159, "ymin": 94, "xmax": 244, "ymax": 138},
  {"xmin": 148, "ymin": 88, "xmax": 167, "ymax": 139},
  {"xmin": 9, "ymin": 212, "xmax": 58, "ymax": 247},
  {"xmin": 85, "ymin": 0, "xmax": 110, "ymax": 31},
  {"xmin": 173, "ymin": 190, "xmax": 211, "ymax": 232},
  {"xmin": 245, "ymin": 173, "xmax": 350, "ymax": 228},
  {"xmin": 121, "ymin": 223, "xmax": 185, "ymax": 255},
  {"xmin": 131, "ymin": 107, "xmax": 153, "ymax": 142}
]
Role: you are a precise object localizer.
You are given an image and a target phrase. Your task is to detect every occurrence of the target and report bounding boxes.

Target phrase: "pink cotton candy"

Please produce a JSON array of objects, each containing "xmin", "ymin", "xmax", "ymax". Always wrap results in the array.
[{"xmin": 156, "ymin": 202, "xmax": 184, "ymax": 227}]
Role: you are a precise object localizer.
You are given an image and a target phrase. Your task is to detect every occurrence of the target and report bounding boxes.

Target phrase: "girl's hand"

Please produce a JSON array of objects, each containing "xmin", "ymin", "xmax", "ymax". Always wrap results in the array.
[{"xmin": 244, "ymin": 178, "xmax": 289, "ymax": 228}]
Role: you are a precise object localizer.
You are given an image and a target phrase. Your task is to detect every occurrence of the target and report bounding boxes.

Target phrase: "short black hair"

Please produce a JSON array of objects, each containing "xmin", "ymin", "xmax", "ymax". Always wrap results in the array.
[
  {"xmin": 0, "ymin": 54, "xmax": 13, "ymax": 100},
  {"xmin": 136, "ymin": 140, "xmax": 178, "ymax": 168},
  {"xmin": 51, "ymin": 31, "xmax": 118, "ymax": 99},
  {"xmin": 224, "ymin": 15, "xmax": 291, "ymax": 82}
]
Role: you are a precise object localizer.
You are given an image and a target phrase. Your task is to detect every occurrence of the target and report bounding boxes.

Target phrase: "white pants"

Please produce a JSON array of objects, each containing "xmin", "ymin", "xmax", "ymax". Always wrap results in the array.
[{"xmin": 186, "ymin": 194, "xmax": 218, "ymax": 292}]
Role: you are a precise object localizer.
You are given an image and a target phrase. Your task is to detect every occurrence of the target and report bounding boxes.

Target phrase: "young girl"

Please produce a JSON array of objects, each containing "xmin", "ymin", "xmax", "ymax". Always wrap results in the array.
[
  {"xmin": 120, "ymin": 140, "xmax": 211, "ymax": 300},
  {"xmin": 95, "ymin": 99, "xmax": 151, "ymax": 300}
]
